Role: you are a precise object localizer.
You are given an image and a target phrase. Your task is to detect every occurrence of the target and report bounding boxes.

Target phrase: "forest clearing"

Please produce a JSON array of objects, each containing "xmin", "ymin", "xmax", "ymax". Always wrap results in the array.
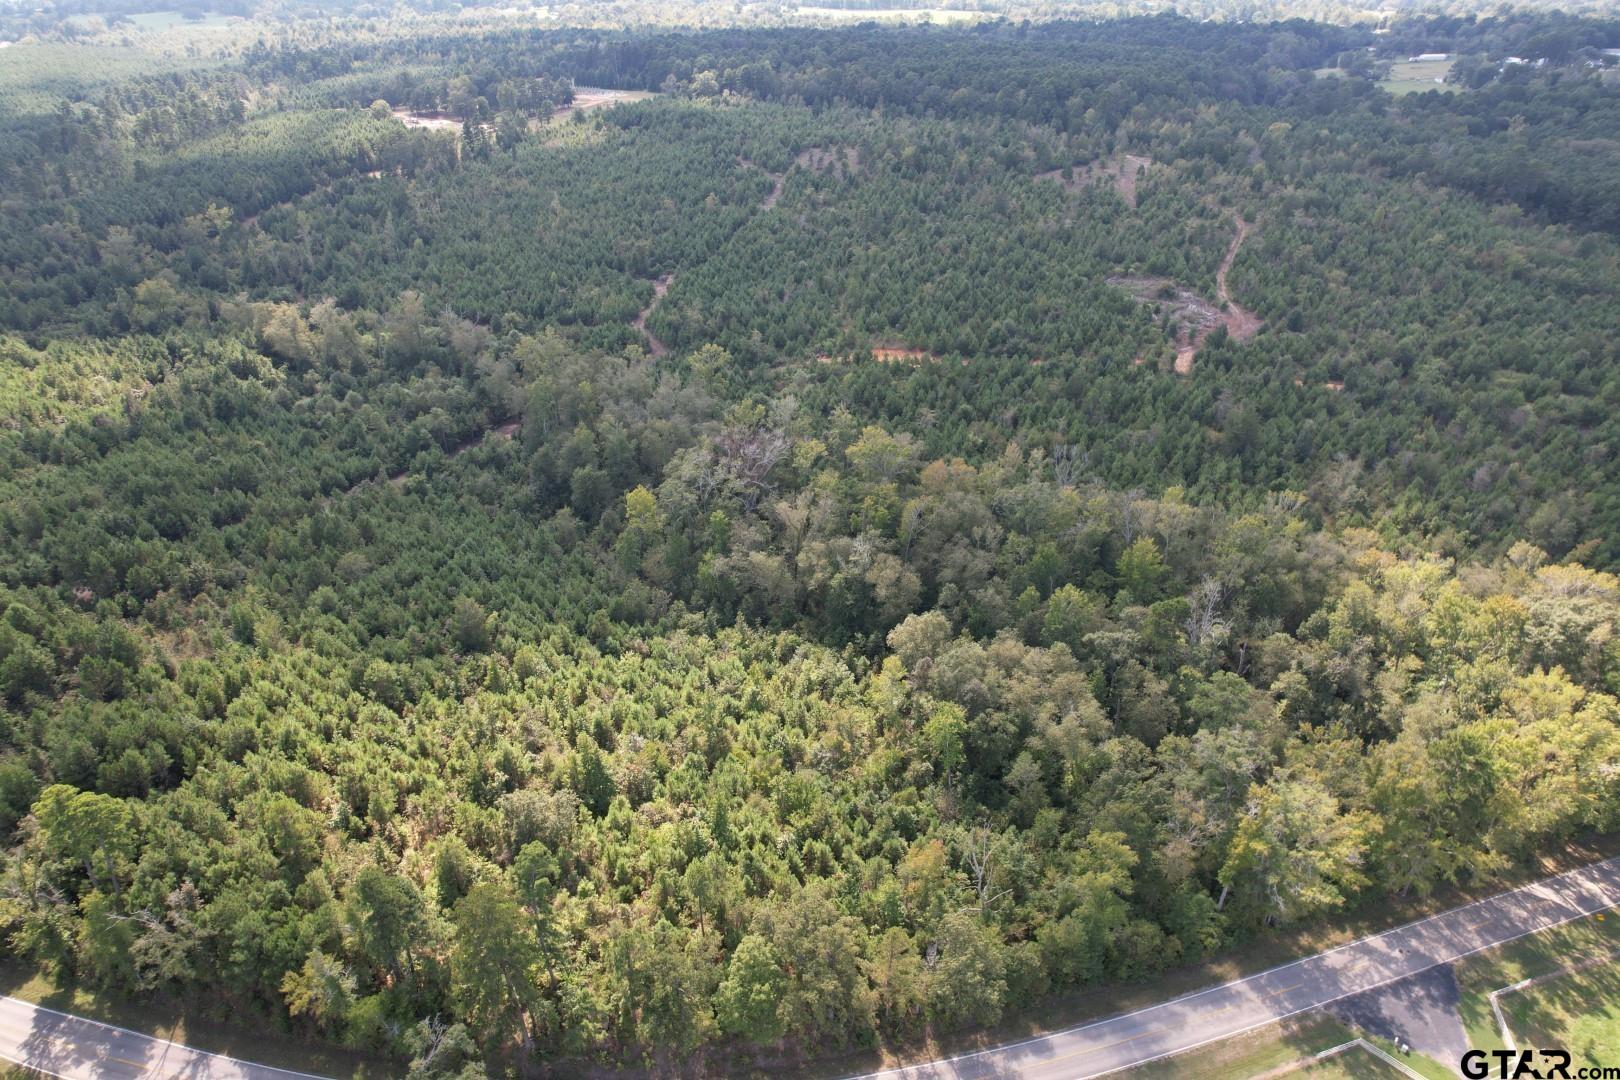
[
  {"xmin": 1037, "ymin": 152, "xmax": 1154, "ymax": 206},
  {"xmin": 3, "ymin": 8, "xmax": 1620, "ymax": 1078}
]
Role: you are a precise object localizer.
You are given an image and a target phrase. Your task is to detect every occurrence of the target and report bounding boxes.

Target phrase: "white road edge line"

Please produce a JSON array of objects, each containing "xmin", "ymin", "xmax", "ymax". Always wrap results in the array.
[
  {"xmin": 1084, "ymin": 896, "xmax": 1620, "ymax": 1080},
  {"xmin": 0, "ymin": 997, "xmax": 334, "ymax": 1080},
  {"xmin": 846, "ymin": 853, "xmax": 1620, "ymax": 1080}
]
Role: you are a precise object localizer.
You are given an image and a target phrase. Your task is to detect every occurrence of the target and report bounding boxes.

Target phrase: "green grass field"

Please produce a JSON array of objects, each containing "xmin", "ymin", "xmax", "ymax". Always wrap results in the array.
[
  {"xmin": 1360, "ymin": 1034, "xmax": 1454, "ymax": 1080},
  {"xmin": 124, "ymin": 9, "xmax": 236, "ymax": 30},
  {"xmin": 1117, "ymin": 1019, "xmax": 1447, "ymax": 1080},
  {"xmin": 1119, "ymin": 1015, "xmax": 1359, "ymax": 1079},
  {"xmin": 1503, "ymin": 958, "xmax": 1620, "ymax": 1071},
  {"xmin": 1298, "ymin": 1045, "xmax": 1404, "ymax": 1078},
  {"xmin": 1455, "ymin": 909, "xmax": 1620, "ymax": 1055},
  {"xmin": 1381, "ymin": 58, "xmax": 1455, "ymax": 95}
]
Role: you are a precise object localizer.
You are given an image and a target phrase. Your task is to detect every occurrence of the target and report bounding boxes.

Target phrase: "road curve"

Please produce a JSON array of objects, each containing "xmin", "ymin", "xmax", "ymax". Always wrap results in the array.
[
  {"xmin": 0, "ymin": 997, "xmax": 330, "ymax": 1080},
  {"xmin": 851, "ymin": 854, "xmax": 1620, "ymax": 1080}
]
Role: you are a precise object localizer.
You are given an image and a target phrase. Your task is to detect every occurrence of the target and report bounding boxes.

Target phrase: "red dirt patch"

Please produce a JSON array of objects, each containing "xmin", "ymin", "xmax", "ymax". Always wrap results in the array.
[
  {"xmin": 1113, "ymin": 215, "xmax": 1261, "ymax": 375},
  {"xmin": 1110, "ymin": 275, "xmax": 1226, "ymax": 371},
  {"xmin": 871, "ymin": 346, "xmax": 934, "ymax": 363},
  {"xmin": 1212, "ymin": 217, "xmax": 1262, "ymax": 345}
]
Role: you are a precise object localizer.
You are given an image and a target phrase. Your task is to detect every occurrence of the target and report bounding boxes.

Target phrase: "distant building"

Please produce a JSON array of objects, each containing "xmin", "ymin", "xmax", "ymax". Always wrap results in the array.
[{"xmin": 1408, "ymin": 52, "xmax": 1450, "ymax": 62}]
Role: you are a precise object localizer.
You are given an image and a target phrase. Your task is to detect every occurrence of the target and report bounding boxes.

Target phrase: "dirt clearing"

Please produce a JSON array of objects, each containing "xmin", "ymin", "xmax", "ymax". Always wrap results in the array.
[
  {"xmin": 870, "ymin": 346, "xmax": 934, "ymax": 363},
  {"xmin": 1036, "ymin": 153, "xmax": 1154, "ymax": 207},
  {"xmin": 1113, "ymin": 215, "xmax": 1261, "ymax": 375},
  {"xmin": 392, "ymin": 109, "xmax": 461, "ymax": 131},
  {"xmin": 553, "ymin": 86, "xmax": 655, "ymax": 121}
]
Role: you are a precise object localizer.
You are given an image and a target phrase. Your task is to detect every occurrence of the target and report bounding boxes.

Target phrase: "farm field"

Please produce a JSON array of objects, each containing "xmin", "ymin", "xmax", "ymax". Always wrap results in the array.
[{"xmin": 1381, "ymin": 57, "xmax": 1456, "ymax": 93}]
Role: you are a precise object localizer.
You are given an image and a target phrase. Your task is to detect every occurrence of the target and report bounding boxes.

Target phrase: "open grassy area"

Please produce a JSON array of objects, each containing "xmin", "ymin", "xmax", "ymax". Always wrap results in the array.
[
  {"xmin": 1382, "ymin": 58, "xmax": 1455, "ymax": 94},
  {"xmin": 1359, "ymin": 1034, "xmax": 1454, "ymax": 1080},
  {"xmin": 0, "ymin": 961, "xmax": 389, "ymax": 1079},
  {"xmin": 123, "ymin": 9, "xmax": 237, "ymax": 30},
  {"xmin": 1454, "ymin": 908, "xmax": 1620, "ymax": 1056},
  {"xmin": 1119, "ymin": 1015, "xmax": 1358, "ymax": 1079},
  {"xmin": 1502, "ymin": 958, "xmax": 1620, "ymax": 1071},
  {"xmin": 1298, "ymin": 1045, "xmax": 1404, "ymax": 1079}
]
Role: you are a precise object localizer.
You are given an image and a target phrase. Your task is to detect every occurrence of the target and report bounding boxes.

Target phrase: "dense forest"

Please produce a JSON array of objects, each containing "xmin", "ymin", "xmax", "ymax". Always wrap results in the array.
[{"xmin": 3, "ymin": 9, "xmax": 1620, "ymax": 1077}]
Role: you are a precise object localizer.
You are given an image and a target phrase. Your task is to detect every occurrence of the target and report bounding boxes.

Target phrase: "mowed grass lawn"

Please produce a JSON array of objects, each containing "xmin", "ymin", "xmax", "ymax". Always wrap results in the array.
[
  {"xmin": 1455, "ymin": 909, "xmax": 1620, "ymax": 1055},
  {"xmin": 1503, "ymin": 958, "xmax": 1620, "ymax": 1070},
  {"xmin": 1298, "ymin": 1046, "xmax": 1405, "ymax": 1079},
  {"xmin": 1120, "ymin": 1015, "xmax": 1358, "ymax": 1079},
  {"xmin": 1119, "ymin": 1016, "xmax": 1437, "ymax": 1080},
  {"xmin": 1382, "ymin": 58, "xmax": 1456, "ymax": 94}
]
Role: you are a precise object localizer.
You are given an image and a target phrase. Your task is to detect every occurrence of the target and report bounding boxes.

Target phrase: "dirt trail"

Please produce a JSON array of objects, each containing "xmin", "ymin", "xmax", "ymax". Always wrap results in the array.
[
  {"xmin": 633, "ymin": 274, "xmax": 674, "ymax": 357},
  {"xmin": 1175, "ymin": 216, "xmax": 1261, "ymax": 375},
  {"xmin": 1116, "ymin": 154, "xmax": 1152, "ymax": 207},
  {"xmin": 739, "ymin": 157, "xmax": 789, "ymax": 210},
  {"xmin": 760, "ymin": 171, "xmax": 787, "ymax": 210}
]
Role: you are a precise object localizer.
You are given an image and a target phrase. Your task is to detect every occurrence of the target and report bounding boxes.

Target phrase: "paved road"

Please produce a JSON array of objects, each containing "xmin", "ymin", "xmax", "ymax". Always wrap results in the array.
[
  {"xmin": 853, "ymin": 854, "xmax": 1620, "ymax": 1080},
  {"xmin": 0, "ymin": 997, "xmax": 329, "ymax": 1080},
  {"xmin": 1327, "ymin": 963, "xmax": 1469, "ymax": 1067}
]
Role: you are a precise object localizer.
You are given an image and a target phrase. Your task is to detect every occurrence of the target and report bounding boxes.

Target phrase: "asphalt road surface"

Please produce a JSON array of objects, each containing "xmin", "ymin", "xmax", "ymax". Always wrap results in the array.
[
  {"xmin": 853, "ymin": 854, "xmax": 1620, "ymax": 1080},
  {"xmin": 1326, "ymin": 962, "xmax": 1469, "ymax": 1065},
  {"xmin": 0, "ymin": 997, "xmax": 328, "ymax": 1080},
  {"xmin": 3, "ymin": 856, "xmax": 1617, "ymax": 1080}
]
